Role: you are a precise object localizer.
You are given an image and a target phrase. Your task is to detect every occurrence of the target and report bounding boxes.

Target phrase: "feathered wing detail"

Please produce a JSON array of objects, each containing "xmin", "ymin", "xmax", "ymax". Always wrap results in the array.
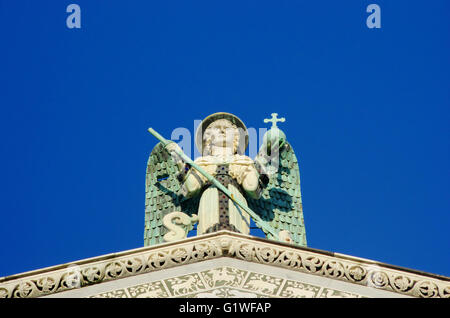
[
  {"xmin": 248, "ymin": 141, "xmax": 307, "ymax": 246},
  {"xmin": 144, "ymin": 142, "xmax": 199, "ymax": 246}
]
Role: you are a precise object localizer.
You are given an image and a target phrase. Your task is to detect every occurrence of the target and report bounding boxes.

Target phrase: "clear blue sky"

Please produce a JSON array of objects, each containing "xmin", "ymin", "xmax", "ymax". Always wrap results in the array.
[{"xmin": 0, "ymin": 0, "xmax": 449, "ymax": 278}]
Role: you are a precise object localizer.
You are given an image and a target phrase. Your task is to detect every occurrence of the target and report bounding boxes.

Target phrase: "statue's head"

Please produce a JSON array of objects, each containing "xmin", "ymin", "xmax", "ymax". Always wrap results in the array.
[
  {"xmin": 196, "ymin": 112, "xmax": 248, "ymax": 156},
  {"xmin": 203, "ymin": 119, "xmax": 240, "ymax": 155}
]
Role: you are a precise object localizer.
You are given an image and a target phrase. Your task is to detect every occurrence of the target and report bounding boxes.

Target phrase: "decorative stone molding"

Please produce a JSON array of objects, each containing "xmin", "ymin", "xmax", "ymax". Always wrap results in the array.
[
  {"xmin": 0, "ymin": 231, "xmax": 449, "ymax": 298},
  {"xmin": 88, "ymin": 266, "xmax": 362, "ymax": 298}
]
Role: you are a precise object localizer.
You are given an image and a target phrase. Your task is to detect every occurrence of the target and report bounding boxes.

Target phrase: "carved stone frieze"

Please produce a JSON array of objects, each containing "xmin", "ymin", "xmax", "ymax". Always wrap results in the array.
[
  {"xmin": 0, "ymin": 231, "xmax": 448, "ymax": 298},
  {"xmin": 90, "ymin": 266, "xmax": 361, "ymax": 298}
]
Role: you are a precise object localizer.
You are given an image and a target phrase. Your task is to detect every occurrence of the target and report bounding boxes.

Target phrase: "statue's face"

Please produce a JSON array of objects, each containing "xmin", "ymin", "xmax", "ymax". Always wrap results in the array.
[{"xmin": 204, "ymin": 119, "xmax": 237, "ymax": 150}]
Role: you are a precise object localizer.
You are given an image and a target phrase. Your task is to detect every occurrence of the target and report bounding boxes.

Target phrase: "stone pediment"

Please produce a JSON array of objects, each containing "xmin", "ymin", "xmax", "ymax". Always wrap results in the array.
[{"xmin": 0, "ymin": 231, "xmax": 449, "ymax": 298}]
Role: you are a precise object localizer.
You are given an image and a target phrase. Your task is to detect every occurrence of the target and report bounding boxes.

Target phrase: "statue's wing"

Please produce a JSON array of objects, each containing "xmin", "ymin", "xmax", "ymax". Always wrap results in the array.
[
  {"xmin": 144, "ymin": 142, "xmax": 199, "ymax": 246},
  {"xmin": 248, "ymin": 142, "xmax": 307, "ymax": 246}
]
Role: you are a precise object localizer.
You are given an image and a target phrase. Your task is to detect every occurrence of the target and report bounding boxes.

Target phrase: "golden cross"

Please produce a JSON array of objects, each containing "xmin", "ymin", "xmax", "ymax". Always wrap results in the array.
[{"xmin": 263, "ymin": 113, "xmax": 285, "ymax": 128}]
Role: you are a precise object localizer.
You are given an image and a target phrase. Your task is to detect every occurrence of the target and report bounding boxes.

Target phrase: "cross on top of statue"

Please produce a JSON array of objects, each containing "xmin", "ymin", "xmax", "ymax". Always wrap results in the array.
[{"xmin": 264, "ymin": 113, "xmax": 285, "ymax": 128}]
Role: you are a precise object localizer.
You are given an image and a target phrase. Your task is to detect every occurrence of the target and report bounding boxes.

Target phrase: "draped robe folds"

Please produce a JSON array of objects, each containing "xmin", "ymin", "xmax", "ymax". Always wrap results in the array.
[{"xmin": 180, "ymin": 154, "xmax": 261, "ymax": 235}]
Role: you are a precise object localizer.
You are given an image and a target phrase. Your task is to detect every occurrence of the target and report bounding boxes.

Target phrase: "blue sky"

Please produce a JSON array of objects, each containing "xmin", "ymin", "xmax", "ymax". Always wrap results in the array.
[{"xmin": 0, "ymin": 0, "xmax": 449, "ymax": 278}]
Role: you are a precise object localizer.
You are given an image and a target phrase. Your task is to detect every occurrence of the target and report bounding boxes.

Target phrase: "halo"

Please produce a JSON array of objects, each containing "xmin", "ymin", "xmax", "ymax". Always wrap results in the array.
[{"xmin": 195, "ymin": 112, "xmax": 249, "ymax": 155}]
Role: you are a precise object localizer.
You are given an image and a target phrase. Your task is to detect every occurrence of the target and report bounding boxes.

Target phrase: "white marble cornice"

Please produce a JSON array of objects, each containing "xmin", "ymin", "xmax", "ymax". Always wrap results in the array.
[{"xmin": 0, "ymin": 231, "xmax": 449, "ymax": 298}]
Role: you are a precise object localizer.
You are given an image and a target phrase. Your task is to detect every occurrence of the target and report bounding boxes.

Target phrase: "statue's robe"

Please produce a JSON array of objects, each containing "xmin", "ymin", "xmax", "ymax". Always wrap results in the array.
[{"xmin": 179, "ymin": 154, "xmax": 261, "ymax": 235}]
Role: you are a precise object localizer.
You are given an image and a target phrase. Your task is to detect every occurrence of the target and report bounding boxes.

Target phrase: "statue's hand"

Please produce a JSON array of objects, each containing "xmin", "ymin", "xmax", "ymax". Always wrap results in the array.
[
  {"xmin": 259, "ymin": 173, "xmax": 270, "ymax": 187},
  {"xmin": 165, "ymin": 142, "xmax": 182, "ymax": 154},
  {"xmin": 176, "ymin": 163, "xmax": 191, "ymax": 183},
  {"xmin": 165, "ymin": 142, "xmax": 185, "ymax": 171}
]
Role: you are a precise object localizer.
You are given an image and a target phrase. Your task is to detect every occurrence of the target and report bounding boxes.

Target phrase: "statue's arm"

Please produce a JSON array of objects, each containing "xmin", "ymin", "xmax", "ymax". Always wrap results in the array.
[
  {"xmin": 178, "ymin": 169, "xmax": 203, "ymax": 199},
  {"xmin": 242, "ymin": 164, "xmax": 269, "ymax": 199},
  {"xmin": 165, "ymin": 142, "xmax": 203, "ymax": 199}
]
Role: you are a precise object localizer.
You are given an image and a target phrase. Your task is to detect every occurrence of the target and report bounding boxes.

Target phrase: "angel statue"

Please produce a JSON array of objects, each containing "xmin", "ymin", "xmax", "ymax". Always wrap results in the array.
[{"xmin": 144, "ymin": 112, "xmax": 307, "ymax": 247}]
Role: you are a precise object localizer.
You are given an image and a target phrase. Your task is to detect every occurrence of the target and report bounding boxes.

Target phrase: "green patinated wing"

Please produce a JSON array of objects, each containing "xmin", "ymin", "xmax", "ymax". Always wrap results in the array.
[
  {"xmin": 144, "ymin": 142, "xmax": 199, "ymax": 246},
  {"xmin": 248, "ymin": 141, "xmax": 307, "ymax": 247}
]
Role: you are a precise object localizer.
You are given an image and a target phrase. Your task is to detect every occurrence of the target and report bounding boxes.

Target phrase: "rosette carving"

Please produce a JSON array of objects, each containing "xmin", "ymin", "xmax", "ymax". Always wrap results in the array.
[
  {"xmin": 346, "ymin": 265, "xmax": 366, "ymax": 282},
  {"xmin": 303, "ymin": 256, "xmax": 323, "ymax": 273},
  {"xmin": 191, "ymin": 242, "xmax": 217, "ymax": 259},
  {"xmin": 274, "ymin": 251, "xmax": 302, "ymax": 268},
  {"xmin": 0, "ymin": 287, "xmax": 10, "ymax": 298},
  {"xmin": 392, "ymin": 275, "xmax": 414, "ymax": 293},
  {"xmin": 323, "ymin": 260, "xmax": 345, "ymax": 278},
  {"xmin": 417, "ymin": 281, "xmax": 439, "ymax": 298},
  {"xmin": 124, "ymin": 257, "xmax": 144, "ymax": 275},
  {"xmin": 105, "ymin": 261, "xmax": 125, "ymax": 280},
  {"xmin": 442, "ymin": 286, "xmax": 450, "ymax": 298},
  {"xmin": 170, "ymin": 248, "xmax": 191, "ymax": 265},
  {"xmin": 13, "ymin": 281, "xmax": 36, "ymax": 298},
  {"xmin": 82, "ymin": 266, "xmax": 103, "ymax": 284},
  {"xmin": 147, "ymin": 251, "xmax": 169, "ymax": 269},
  {"xmin": 60, "ymin": 268, "xmax": 82, "ymax": 290},
  {"xmin": 230, "ymin": 242, "xmax": 254, "ymax": 261},
  {"xmin": 369, "ymin": 271, "xmax": 390, "ymax": 289},
  {"xmin": 255, "ymin": 247, "xmax": 279, "ymax": 264},
  {"xmin": 36, "ymin": 276, "xmax": 58, "ymax": 294}
]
